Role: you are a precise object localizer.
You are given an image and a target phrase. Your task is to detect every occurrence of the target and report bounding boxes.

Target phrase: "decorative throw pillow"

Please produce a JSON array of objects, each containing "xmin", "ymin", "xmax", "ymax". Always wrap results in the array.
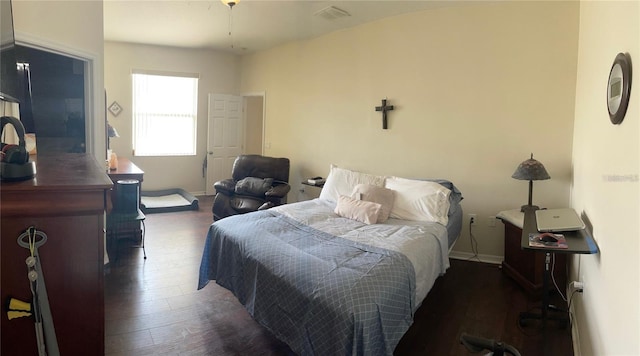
[
  {"xmin": 319, "ymin": 164, "xmax": 386, "ymax": 203},
  {"xmin": 334, "ymin": 195, "xmax": 382, "ymax": 225},
  {"xmin": 384, "ymin": 176, "xmax": 452, "ymax": 225},
  {"xmin": 235, "ymin": 177, "xmax": 274, "ymax": 196},
  {"xmin": 350, "ymin": 184, "xmax": 395, "ymax": 223}
]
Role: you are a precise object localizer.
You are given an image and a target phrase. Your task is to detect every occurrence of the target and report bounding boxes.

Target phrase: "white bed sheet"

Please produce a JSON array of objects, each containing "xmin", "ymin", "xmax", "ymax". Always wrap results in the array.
[{"xmin": 272, "ymin": 198, "xmax": 451, "ymax": 307}]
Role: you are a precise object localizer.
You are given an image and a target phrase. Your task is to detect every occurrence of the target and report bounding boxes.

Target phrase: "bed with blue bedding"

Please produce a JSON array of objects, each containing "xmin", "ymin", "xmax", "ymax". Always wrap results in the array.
[{"xmin": 198, "ymin": 170, "xmax": 462, "ymax": 355}]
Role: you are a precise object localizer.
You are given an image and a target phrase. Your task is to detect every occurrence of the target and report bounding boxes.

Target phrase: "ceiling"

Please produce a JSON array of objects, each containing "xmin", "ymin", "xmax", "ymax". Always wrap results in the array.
[{"xmin": 103, "ymin": 0, "xmax": 463, "ymax": 54}]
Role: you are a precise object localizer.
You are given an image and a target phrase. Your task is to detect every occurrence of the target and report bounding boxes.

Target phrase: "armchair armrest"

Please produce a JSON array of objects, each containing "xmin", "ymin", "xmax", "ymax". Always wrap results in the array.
[
  {"xmin": 266, "ymin": 183, "xmax": 291, "ymax": 198},
  {"xmin": 214, "ymin": 179, "xmax": 236, "ymax": 195}
]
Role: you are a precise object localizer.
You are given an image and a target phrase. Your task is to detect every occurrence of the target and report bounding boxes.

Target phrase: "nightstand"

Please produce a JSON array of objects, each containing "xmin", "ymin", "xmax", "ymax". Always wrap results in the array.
[
  {"xmin": 299, "ymin": 181, "xmax": 323, "ymax": 201},
  {"xmin": 497, "ymin": 209, "xmax": 567, "ymax": 298},
  {"xmin": 301, "ymin": 181, "xmax": 325, "ymax": 188}
]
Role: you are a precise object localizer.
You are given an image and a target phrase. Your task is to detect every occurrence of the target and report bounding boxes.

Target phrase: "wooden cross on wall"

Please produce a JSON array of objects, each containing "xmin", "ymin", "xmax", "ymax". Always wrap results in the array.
[{"xmin": 375, "ymin": 98, "xmax": 394, "ymax": 129}]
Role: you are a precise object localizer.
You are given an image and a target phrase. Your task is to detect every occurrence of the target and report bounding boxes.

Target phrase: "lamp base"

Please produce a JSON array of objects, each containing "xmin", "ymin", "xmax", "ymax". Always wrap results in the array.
[{"xmin": 520, "ymin": 204, "xmax": 540, "ymax": 212}]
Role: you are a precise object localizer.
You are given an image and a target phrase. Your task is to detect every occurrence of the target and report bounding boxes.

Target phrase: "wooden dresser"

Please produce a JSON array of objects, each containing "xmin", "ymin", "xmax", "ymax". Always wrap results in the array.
[{"xmin": 0, "ymin": 153, "xmax": 112, "ymax": 355}]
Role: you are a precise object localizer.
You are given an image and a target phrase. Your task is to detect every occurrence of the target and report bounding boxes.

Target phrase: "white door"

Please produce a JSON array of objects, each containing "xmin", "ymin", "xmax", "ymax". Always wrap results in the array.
[{"xmin": 206, "ymin": 94, "xmax": 243, "ymax": 195}]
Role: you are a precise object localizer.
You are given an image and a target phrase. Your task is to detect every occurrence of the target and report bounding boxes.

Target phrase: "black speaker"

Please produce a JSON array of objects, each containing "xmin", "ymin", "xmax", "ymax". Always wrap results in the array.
[
  {"xmin": 1, "ymin": 116, "xmax": 35, "ymax": 181},
  {"xmin": 115, "ymin": 179, "xmax": 140, "ymax": 214}
]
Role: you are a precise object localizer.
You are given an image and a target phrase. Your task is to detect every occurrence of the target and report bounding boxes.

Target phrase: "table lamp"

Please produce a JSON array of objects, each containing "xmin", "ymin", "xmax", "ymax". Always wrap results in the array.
[
  {"xmin": 512, "ymin": 153, "xmax": 550, "ymax": 212},
  {"xmin": 107, "ymin": 122, "xmax": 120, "ymax": 170},
  {"xmin": 107, "ymin": 122, "xmax": 119, "ymax": 149}
]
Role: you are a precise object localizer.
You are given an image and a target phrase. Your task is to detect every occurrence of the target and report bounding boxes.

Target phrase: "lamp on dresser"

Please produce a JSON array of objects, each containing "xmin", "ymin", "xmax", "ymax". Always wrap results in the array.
[
  {"xmin": 107, "ymin": 122, "xmax": 119, "ymax": 170},
  {"xmin": 512, "ymin": 153, "xmax": 550, "ymax": 212}
]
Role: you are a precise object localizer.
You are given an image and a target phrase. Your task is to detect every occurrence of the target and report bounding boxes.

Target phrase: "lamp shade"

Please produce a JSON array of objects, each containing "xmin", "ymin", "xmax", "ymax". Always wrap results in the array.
[
  {"xmin": 512, "ymin": 153, "xmax": 550, "ymax": 211},
  {"xmin": 512, "ymin": 154, "xmax": 550, "ymax": 181},
  {"xmin": 107, "ymin": 123, "xmax": 120, "ymax": 138},
  {"xmin": 221, "ymin": 0, "xmax": 239, "ymax": 7}
]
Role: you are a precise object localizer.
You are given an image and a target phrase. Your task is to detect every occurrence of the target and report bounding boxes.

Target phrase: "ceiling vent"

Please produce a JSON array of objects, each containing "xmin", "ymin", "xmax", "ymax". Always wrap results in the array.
[{"xmin": 314, "ymin": 6, "xmax": 351, "ymax": 21}]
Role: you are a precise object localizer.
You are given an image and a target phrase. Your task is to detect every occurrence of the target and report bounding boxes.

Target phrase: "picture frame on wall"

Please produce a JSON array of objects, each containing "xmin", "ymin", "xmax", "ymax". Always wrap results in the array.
[{"xmin": 108, "ymin": 101, "xmax": 123, "ymax": 117}]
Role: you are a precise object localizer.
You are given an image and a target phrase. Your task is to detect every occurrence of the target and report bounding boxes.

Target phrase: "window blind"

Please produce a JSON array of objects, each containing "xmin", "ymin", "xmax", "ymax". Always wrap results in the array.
[{"xmin": 132, "ymin": 71, "xmax": 199, "ymax": 156}]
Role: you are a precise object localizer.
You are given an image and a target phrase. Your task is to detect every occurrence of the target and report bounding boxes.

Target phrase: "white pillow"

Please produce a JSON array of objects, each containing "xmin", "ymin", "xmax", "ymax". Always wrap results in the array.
[
  {"xmin": 350, "ymin": 184, "xmax": 395, "ymax": 223},
  {"xmin": 334, "ymin": 195, "xmax": 382, "ymax": 225},
  {"xmin": 319, "ymin": 165, "xmax": 385, "ymax": 203},
  {"xmin": 384, "ymin": 176, "xmax": 451, "ymax": 225}
]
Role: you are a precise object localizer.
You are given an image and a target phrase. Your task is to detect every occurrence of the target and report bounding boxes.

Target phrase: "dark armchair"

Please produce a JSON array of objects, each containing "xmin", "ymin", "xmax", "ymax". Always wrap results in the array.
[{"xmin": 212, "ymin": 155, "xmax": 291, "ymax": 221}]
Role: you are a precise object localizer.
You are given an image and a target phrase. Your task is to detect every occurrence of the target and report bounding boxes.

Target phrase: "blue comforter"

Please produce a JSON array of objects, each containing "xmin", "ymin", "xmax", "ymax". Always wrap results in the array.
[{"xmin": 198, "ymin": 210, "xmax": 416, "ymax": 356}]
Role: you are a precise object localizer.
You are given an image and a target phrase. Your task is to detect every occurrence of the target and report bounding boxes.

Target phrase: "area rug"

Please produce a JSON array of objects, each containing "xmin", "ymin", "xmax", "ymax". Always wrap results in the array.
[{"xmin": 140, "ymin": 188, "xmax": 199, "ymax": 213}]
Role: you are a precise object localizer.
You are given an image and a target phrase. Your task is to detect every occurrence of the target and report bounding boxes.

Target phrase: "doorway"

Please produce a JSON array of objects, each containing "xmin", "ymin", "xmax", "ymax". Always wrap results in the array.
[
  {"xmin": 205, "ymin": 93, "xmax": 265, "ymax": 195},
  {"xmin": 14, "ymin": 45, "xmax": 87, "ymax": 153}
]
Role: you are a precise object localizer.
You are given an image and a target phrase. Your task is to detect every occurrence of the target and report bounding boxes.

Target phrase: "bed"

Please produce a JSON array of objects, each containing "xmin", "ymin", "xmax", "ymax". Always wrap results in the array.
[{"xmin": 198, "ymin": 166, "xmax": 463, "ymax": 355}]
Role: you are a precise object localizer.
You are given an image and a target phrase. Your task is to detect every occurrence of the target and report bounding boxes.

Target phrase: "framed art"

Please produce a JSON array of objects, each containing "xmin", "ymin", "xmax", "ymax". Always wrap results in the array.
[
  {"xmin": 607, "ymin": 53, "xmax": 632, "ymax": 125},
  {"xmin": 108, "ymin": 101, "xmax": 123, "ymax": 117}
]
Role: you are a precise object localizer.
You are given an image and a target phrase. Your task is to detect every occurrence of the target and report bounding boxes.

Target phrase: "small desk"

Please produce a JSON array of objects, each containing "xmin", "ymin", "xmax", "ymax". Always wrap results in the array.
[
  {"xmin": 106, "ymin": 158, "xmax": 145, "ymax": 257},
  {"xmin": 498, "ymin": 209, "xmax": 567, "ymax": 297},
  {"xmin": 107, "ymin": 157, "xmax": 144, "ymax": 211},
  {"xmin": 518, "ymin": 207, "xmax": 598, "ymax": 328},
  {"xmin": 107, "ymin": 209, "xmax": 146, "ymax": 260}
]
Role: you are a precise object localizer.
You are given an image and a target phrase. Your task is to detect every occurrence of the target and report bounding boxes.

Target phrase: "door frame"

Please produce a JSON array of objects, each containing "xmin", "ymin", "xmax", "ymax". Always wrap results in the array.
[{"xmin": 15, "ymin": 32, "xmax": 102, "ymax": 161}]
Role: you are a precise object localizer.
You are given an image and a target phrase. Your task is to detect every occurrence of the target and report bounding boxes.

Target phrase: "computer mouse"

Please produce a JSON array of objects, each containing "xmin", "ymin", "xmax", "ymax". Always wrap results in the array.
[{"xmin": 540, "ymin": 234, "xmax": 558, "ymax": 243}]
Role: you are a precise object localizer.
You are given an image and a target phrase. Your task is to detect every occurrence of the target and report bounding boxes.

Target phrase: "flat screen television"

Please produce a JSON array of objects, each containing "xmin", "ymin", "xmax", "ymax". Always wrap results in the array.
[{"xmin": 1, "ymin": 0, "xmax": 19, "ymax": 103}]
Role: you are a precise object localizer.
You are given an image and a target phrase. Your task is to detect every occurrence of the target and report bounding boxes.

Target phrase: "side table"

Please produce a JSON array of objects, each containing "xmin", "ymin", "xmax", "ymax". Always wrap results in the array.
[
  {"xmin": 498, "ymin": 209, "xmax": 567, "ymax": 298},
  {"xmin": 106, "ymin": 158, "xmax": 145, "ymax": 259},
  {"xmin": 518, "ymin": 207, "xmax": 598, "ymax": 328},
  {"xmin": 107, "ymin": 157, "xmax": 144, "ymax": 212},
  {"xmin": 300, "ymin": 181, "xmax": 324, "ymax": 200},
  {"xmin": 107, "ymin": 208, "xmax": 146, "ymax": 261}
]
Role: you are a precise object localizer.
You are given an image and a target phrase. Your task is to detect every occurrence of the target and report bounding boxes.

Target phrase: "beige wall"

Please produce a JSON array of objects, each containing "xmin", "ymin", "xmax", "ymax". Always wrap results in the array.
[
  {"xmin": 240, "ymin": 1, "xmax": 580, "ymax": 261},
  {"xmin": 14, "ymin": 1, "xmax": 640, "ymax": 352},
  {"xmin": 244, "ymin": 96, "xmax": 263, "ymax": 155},
  {"xmin": 571, "ymin": 1, "xmax": 639, "ymax": 354},
  {"xmin": 104, "ymin": 41, "xmax": 240, "ymax": 192},
  {"xmin": 12, "ymin": 0, "xmax": 105, "ymax": 162}
]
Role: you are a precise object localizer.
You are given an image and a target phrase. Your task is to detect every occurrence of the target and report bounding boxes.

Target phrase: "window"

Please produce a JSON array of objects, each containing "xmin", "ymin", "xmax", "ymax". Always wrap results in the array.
[{"xmin": 132, "ymin": 71, "xmax": 198, "ymax": 156}]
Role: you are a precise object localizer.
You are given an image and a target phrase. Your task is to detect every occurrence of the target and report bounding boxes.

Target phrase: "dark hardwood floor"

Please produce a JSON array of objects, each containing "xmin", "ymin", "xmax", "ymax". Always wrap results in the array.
[{"xmin": 105, "ymin": 196, "xmax": 573, "ymax": 355}]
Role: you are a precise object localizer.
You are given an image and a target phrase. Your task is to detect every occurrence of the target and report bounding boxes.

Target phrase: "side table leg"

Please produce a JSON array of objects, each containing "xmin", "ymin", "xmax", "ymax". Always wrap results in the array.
[{"xmin": 518, "ymin": 252, "xmax": 568, "ymax": 329}]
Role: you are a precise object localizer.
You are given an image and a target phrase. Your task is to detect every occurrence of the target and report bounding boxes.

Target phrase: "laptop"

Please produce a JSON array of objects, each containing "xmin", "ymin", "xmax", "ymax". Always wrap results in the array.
[{"xmin": 535, "ymin": 208, "xmax": 585, "ymax": 232}]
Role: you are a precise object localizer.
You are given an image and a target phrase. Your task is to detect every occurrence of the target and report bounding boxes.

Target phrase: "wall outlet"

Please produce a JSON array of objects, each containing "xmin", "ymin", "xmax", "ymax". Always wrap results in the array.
[
  {"xmin": 570, "ymin": 281, "xmax": 584, "ymax": 293},
  {"xmin": 488, "ymin": 216, "xmax": 496, "ymax": 227},
  {"xmin": 468, "ymin": 213, "xmax": 477, "ymax": 225}
]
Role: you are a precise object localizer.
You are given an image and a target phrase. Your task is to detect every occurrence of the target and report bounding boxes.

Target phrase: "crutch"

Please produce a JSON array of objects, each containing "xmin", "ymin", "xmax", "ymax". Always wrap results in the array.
[{"xmin": 17, "ymin": 227, "xmax": 60, "ymax": 356}]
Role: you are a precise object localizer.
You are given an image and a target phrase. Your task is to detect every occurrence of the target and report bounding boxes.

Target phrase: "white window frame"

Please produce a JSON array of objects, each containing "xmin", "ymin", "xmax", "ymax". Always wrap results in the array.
[{"xmin": 132, "ymin": 70, "xmax": 199, "ymax": 156}]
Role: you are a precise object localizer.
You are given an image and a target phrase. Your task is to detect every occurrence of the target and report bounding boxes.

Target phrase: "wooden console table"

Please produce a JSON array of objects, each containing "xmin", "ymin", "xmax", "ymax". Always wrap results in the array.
[
  {"xmin": 107, "ymin": 157, "xmax": 144, "ymax": 247},
  {"xmin": 108, "ymin": 157, "xmax": 144, "ymax": 210}
]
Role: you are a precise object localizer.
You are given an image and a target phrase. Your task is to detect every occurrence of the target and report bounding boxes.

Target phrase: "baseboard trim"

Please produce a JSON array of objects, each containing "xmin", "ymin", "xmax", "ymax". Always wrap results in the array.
[{"xmin": 449, "ymin": 251, "xmax": 503, "ymax": 265}]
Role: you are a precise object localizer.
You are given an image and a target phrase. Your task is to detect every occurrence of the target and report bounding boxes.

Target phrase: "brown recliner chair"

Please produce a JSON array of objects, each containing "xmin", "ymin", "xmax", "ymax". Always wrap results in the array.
[{"xmin": 212, "ymin": 155, "xmax": 291, "ymax": 221}]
